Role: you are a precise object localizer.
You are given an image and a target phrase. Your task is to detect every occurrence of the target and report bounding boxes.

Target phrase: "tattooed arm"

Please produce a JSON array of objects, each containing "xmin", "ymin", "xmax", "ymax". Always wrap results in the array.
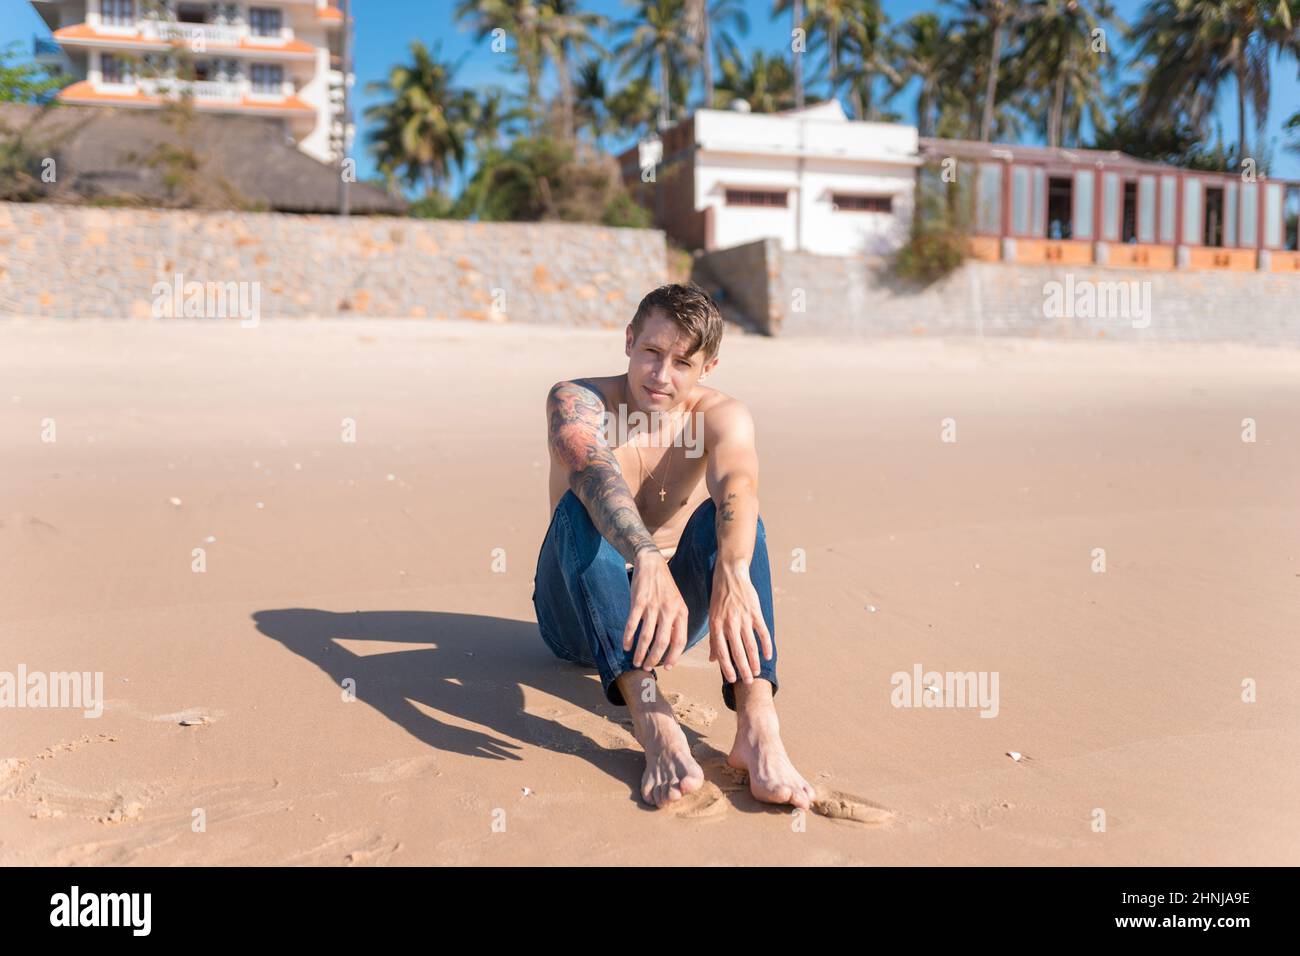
[
  {"xmin": 546, "ymin": 378, "xmax": 657, "ymax": 562},
  {"xmin": 546, "ymin": 378, "xmax": 689, "ymax": 670},
  {"xmin": 703, "ymin": 397, "xmax": 771, "ymax": 683}
]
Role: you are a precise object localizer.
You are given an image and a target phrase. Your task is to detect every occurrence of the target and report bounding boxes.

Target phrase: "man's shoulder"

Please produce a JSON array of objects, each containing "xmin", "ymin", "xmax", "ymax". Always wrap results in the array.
[
  {"xmin": 695, "ymin": 387, "xmax": 754, "ymax": 439},
  {"xmin": 694, "ymin": 384, "xmax": 747, "ymax": 415},
  {"xmin": 547, "ymin": 375, "xmax": 620, "ymax": 407}
]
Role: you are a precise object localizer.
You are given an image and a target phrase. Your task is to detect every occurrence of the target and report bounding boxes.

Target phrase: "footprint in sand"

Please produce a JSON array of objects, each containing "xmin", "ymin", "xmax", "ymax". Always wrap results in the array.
[
  {"xmin": 697, "ymin": 759, "xmax": 892, "ymax": 824},
  {"xmin": 810, "ymin": 788, "xmax": 895, "ymax": 825},
  {"xmin": 663, "ymin": 781, "xmax": 727, "ymax": 820},
  {"xmin": 663, "ymin": 692, "xmax": 717, "ymax": 730},
  {"xmin": 716, "ymin": 762, "xmax": 750, "ymax": 793}
]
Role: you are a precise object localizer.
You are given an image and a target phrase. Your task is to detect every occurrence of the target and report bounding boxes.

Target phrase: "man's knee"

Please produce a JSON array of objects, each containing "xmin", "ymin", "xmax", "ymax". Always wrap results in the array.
[
  {"xmin": 557, "ymin": 490, "xmax": 629, "ymax": 572},
  {"xmin": 556, "ymin": 489, "xmax": 589, "ymax": 525}
]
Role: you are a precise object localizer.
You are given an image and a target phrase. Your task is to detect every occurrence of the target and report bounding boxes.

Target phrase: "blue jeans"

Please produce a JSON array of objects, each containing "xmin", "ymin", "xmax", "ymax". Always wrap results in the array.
[{"xmin": 532, "ymin": 489, "xmax": 779, "ymax": 711}]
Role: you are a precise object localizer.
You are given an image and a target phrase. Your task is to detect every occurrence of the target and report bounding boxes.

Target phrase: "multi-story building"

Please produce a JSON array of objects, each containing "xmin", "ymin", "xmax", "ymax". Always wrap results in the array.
[{"xmin": 29, "ymin": 0, "xmax": 351, "ymax": 164}]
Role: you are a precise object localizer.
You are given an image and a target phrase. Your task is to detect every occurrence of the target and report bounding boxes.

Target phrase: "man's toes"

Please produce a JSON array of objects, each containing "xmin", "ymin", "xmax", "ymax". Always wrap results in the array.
[
  {"xmin": 756, "ymin": 779, "xmax": 793, "ymax": 804},
  {"xmin": 680, "ymin": 771, "xmax": 704, "ymax": 796}
]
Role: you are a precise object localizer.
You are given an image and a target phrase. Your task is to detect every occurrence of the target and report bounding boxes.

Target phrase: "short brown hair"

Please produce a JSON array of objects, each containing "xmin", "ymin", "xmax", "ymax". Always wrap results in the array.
[{"xmin": 630, "ymin": 282, "xmax": 723, "ymax": 362}]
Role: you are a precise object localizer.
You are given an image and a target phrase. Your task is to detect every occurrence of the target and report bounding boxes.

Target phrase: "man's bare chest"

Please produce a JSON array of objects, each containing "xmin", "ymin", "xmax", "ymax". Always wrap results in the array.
[{"xmin": 613, "ymin": 442, "xmax": 707, "ymax": 529}]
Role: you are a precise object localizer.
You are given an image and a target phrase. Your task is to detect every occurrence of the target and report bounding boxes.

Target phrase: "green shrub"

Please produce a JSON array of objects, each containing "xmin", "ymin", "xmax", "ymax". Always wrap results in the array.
[
  {"xmin": 892, "ymin": 227, "xmax": 967, "ymax": 284},
  {"xmin": 601, "ymin": 190, "xmax": 651, "ymax": 228}
]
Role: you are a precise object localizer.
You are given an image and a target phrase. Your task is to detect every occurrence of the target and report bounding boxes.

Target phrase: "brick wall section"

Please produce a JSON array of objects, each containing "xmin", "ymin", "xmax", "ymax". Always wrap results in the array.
[
  {"xmin": 0, "ymin": 203, "xmax": 668, "ymax": 323},
  {"xmin": 699, "ymin": 243, "xmax": 1300, "ymax": 345}
]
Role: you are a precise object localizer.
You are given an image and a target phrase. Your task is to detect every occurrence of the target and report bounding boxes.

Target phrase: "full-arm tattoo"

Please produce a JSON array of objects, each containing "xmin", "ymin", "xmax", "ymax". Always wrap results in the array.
[{"xmin": 547, "ymin": 379, "xmax": 659, "ymax": 563}]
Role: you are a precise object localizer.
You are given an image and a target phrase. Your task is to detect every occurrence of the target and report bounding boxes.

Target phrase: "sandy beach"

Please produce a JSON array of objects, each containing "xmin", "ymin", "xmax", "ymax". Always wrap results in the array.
[{"xmin": 1, "ymin": 318, "xmax": 1297, "ymax": 866}]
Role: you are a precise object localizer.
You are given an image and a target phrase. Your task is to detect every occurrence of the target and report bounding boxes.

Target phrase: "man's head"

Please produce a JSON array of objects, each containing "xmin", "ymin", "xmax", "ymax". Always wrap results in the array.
[{"xmin": 624, "ymin": 283, "xmax": 723, "ymax": 411}]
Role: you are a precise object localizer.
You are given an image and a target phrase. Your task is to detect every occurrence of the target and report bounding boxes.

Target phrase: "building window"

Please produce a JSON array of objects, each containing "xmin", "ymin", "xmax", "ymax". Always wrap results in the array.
[
  {"xmin": 1047, "ymin": 176, "xmax": 1073, "ymax": 239},
  {"xmin": 176, "ymin": 2, "xmax": 212, "ymax": 24},
  {"xmin": 251, "ymin": 63, "xmax": 284, "ymax": 94},
  {"xmin": 1121, "ymin": 180, "xmax": 1139, "ymax": 243},
  {"xmin": 1286, "ymin": 188, "xmax": 1299, "ymax": 251},
  {"xmin": 725, "ymin": 189, "xmax": 787, "ymax": 208},
  {"xmin": 831, "ymin": 193, "xmax": 892, "ymax": 213},
  {"xmin": 101, "ymin": 0, "xmax": 136, "ymax": 26},
  {"xmin": 1204, "ymin": 185, "xmax": 1225, "ymax": 247},
  {"xmin": 101, "ymin": 53, "xmax": 131, "ymax": 83},
  {"xmin": 249, "ymin": 7, "xmax": 283, "ymax": 37}
]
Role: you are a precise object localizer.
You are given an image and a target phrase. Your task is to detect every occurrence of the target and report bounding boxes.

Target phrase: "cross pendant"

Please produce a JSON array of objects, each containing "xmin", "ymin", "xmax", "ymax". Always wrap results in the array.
[{"xmin": 658, "ymin": 488, "xmax": 666, "ymax": 502}]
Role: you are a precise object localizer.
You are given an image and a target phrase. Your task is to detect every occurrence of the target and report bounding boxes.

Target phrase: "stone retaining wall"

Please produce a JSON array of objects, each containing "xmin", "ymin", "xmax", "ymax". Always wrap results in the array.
[
  {"xmin": 699, "ymin": 238, "xmax": 1300, "ymax": 345},
  {"xmin": 0, "ymin": 203, "xmax": 668, "ymax": 324}
]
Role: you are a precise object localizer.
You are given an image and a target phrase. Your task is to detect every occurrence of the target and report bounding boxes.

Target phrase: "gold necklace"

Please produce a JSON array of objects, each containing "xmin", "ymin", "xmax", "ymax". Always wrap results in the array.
[
  {"xmin": 632, "ymin": 438, "xmax": 672, "ymax": 503},
  {"xmin": 623, "ymin": 379, "xmax": 674, "ymax": 502}
]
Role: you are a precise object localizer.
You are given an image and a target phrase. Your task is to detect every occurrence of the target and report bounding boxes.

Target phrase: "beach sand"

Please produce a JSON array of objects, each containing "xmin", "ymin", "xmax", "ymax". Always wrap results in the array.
[{"xmin": 1, "ymin": 319, "xmax": 1297, "ymax": 865}]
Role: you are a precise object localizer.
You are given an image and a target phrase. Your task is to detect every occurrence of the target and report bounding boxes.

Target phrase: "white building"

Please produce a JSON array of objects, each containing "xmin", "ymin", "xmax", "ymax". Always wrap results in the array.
[
  {"xmin": 29, "ymin": 0, "xmax": 351, "ymax": 164},
  {"xmin": 620, "ymin": 100, "xmax": 920, "ymax": 256}
]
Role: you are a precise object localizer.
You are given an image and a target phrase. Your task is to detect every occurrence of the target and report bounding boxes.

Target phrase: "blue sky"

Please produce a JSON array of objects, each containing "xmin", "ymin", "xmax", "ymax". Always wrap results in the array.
[{"xmin": 5, "ymin": 0, "xmax": 1299, "ymax": 187}]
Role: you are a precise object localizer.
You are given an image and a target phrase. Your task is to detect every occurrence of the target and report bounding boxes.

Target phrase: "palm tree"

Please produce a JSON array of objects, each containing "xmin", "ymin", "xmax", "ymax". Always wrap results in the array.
[
  {"xmin": 1130, "ymin": 0, "xmax": 1296, "ymax": 162},
  {"xmin": 458, "ymin": 88, "xmax": 528, "ymax": 217},
  {"xmin": 684, "ymin": 0, "xmax": 750, "ymax": 108},
  {"xmin": 455, "ymin": 0, "xmax": 545, "ymax": 133},
  {"xmin": 889, "ymin": 12, "xmax": 952, "ymax": 136},
  {"xmin": 615, "ymin": 0, "xmax": 697, "ymax": 131},
  {"xmin": 839, "ymin": 0, "xmax": 895, "ymax": 119},
  {"xmin": 537, "ymin": 0, "xmax": 606, "ymax": 140},
  {"xmin": 606, "ymin": 74, "xmax": 661, "ymax": 140},
  {"xmin": 780, "ymin": 0, "xmax": 867, "ymax": 107},
  {"xmin": 948, "ymin": 0, "xmax": 1026, "ymax": 141},
  {"xmin": 574, "ymin": 57, "xmax": 611, "ymax": 146},
  {"xmin": 770, "ymin": 0, "xmax": 807, "ymax": 109},
  {"xmin": 1017, "ymin": 0, "xmax": 1118, "ymax": 147},
  {"xmin": 364, "ymin": 40, "xmax": 473, "ymax": 197},
  {"xmin": 714, "ymin": 47, "xmax": 798, "ymax": 113}
]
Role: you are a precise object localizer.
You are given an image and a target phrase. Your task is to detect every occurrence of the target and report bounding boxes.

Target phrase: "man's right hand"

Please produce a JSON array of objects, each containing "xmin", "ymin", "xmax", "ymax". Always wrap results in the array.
[{"xmin": 623, "ymin": 551, "xmax": 689, "ymax": 671}]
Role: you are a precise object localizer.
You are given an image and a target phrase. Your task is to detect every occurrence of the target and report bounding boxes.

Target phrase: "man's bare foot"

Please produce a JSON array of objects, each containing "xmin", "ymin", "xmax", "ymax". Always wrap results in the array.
[
  {"xmin": 727, "ymin": 680, "xmax": 815, "ymax": 810},
  {"xmin": 619, "ymin": 671, "xmax": 705, "ymax": 808}
]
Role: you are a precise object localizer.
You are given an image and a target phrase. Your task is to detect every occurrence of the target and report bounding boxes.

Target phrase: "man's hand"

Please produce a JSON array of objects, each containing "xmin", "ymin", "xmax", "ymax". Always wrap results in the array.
[
  {"xmin": 623, "ymin": 551, "xmax": 689, "ymax": 671},
  {"xmin": 707, "ymin": 560, "xmax": 773, "ymax": 683}
]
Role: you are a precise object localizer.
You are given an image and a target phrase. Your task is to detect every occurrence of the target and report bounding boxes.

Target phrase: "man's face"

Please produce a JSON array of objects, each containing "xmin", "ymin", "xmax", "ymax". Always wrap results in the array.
[{"xmin": 624, "ymin": 308, "xmax": 718, "ymax": 412}]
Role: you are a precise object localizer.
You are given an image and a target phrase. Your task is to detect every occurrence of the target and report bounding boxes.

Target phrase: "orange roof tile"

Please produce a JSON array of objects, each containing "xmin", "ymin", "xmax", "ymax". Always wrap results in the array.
[
  {"xmin": 318, "ymin": 7, "xmax": 344, "ymax": 22},
  {"xmin": 55, "ymin": 23, "xmax": 159, "ymax": 45},
  {"xmin": 239, "ymin": 37, "xmax": 316, "ymax": 55},
  {"xmin": 57, "ymin": 80, "xmax": 154, "ymax": 104},
  {"xmin": 236, "ymin": 94, "xmax": 313, "ymax": 112}
]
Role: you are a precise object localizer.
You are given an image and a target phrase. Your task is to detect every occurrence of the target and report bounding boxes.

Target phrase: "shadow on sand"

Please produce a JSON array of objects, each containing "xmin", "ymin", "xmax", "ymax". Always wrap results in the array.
[{"xmin": 250, "ymin": 608, "xmax": 733, "ymax": 809}]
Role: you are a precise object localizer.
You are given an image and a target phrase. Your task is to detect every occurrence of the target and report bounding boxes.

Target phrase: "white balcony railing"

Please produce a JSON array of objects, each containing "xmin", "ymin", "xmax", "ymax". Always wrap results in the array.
[
  {"xmin": 141, "ymin": 20, "xmax": 243, "ymax": 47},
  {"xmin": 135, "ymin": 20, "xmax": 296, "ymax": 49},
  {"xmin": 138, "ymin": 77, "xmax": 242, "ymax": 101}
]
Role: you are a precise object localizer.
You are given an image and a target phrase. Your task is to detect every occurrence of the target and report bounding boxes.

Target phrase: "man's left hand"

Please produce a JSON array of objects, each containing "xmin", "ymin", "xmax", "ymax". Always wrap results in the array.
[{"xmin": 707, "ymin": 561, "xmax": 772, "ymax": 684}]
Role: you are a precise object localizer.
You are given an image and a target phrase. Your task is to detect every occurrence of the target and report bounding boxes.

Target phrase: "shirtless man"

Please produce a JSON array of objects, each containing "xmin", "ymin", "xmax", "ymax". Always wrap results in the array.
[{"xmin": 532, "ymin": 282, "xmax": 815, "ymax": 810}]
